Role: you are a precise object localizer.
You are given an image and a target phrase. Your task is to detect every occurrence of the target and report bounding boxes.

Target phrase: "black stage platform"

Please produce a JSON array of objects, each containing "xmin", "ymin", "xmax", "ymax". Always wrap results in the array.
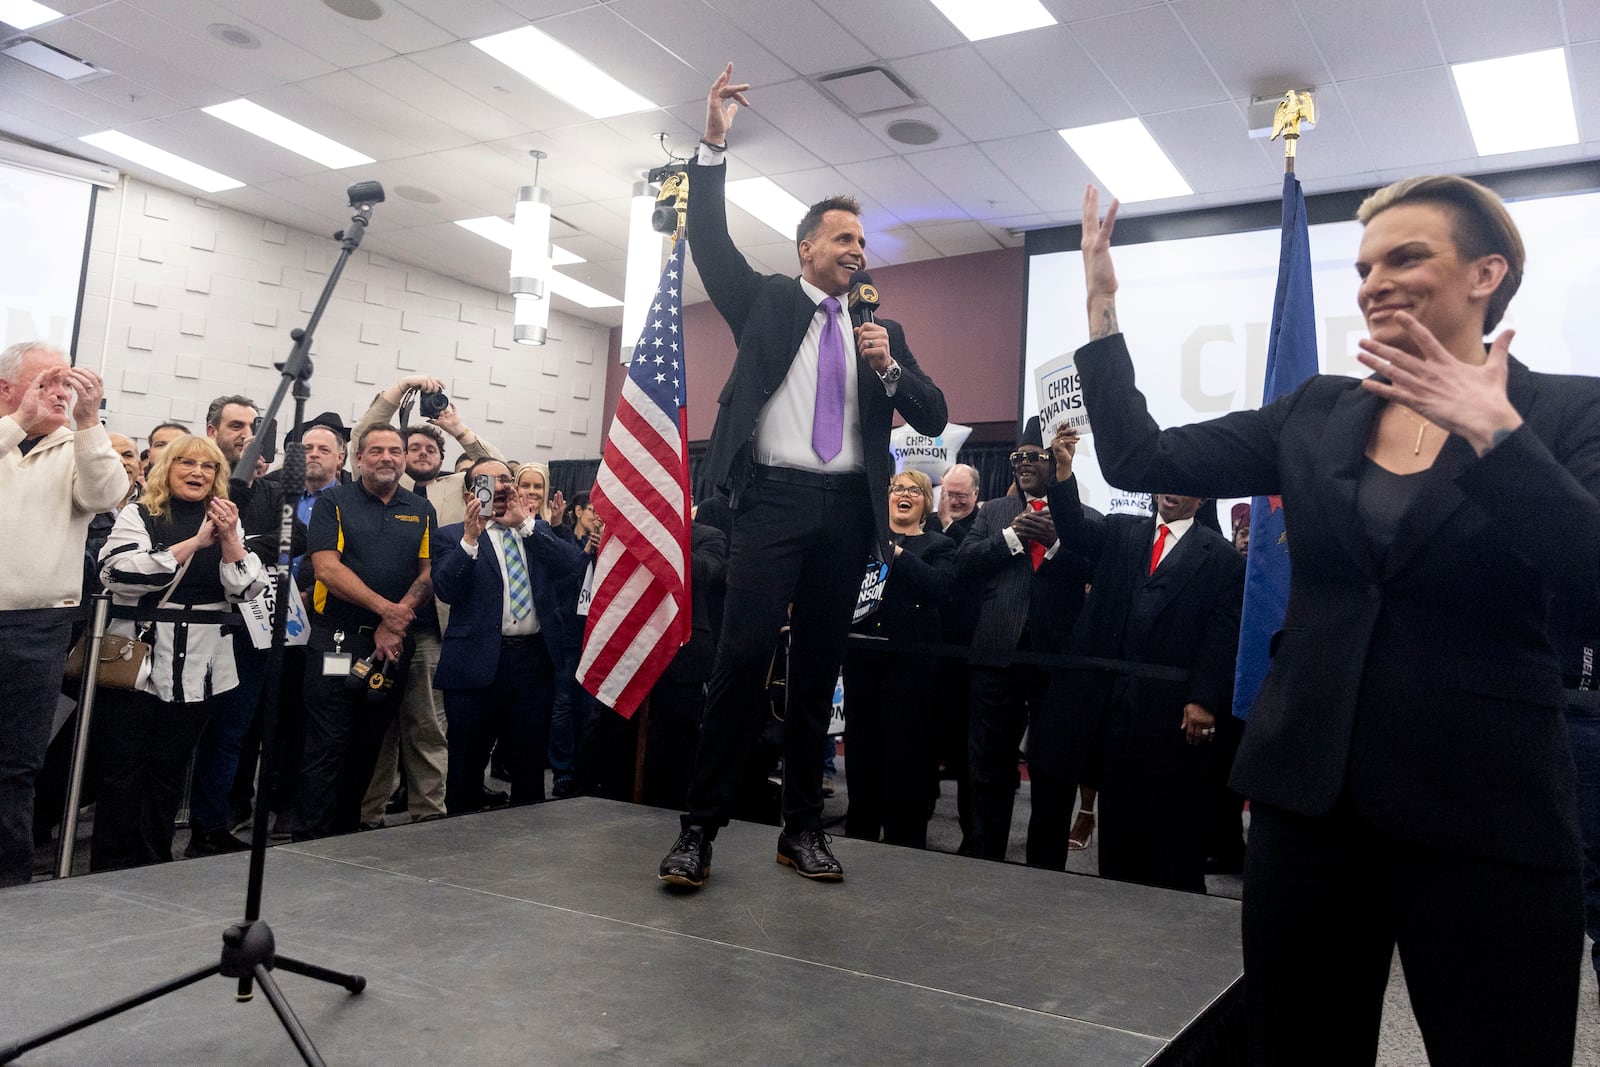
[{"xmin": 0, "ymin": 799, "xmax": 1243, "ymax": 1065}]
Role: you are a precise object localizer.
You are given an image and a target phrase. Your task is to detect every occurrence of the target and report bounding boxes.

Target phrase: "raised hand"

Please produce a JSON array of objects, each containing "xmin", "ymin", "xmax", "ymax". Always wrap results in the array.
[
  {"xmin": 430, "ymin": 402, "xmax": 465, "ymax": 438},
  {"xmin": 13, "ymin": 365, "xmax": 72, "ymax": 434},
  {"xmin": 854, "ymin": 322, "xmax": 891, "ymax": 373},
  {"xmin": 67, "ymin": 367, "xmax": 105, "ymax": 430},
  {"xmin": 1050, "ymin": 425, "xmax": 1079, "ymax": 481},
  {"xmin": 704, "ymin": 62, "xmax": 751, "ymax": 144},
  {"xmin": 547, "ymin": 489, "xmax": 567, "ymax": 527},
  {"xmin": 207, "ymin": 498, "xmax": 241, "ymax": 543},
  {"xmin": 462, "ymin": 497, "xmax": 486, "ymax": 545},
  {"xmin": 1356, "ymin": 317, "xmax": 1522, "ymax": 456},
  {"xmin": 1082, "ymin": 186, "xmax": 1121, "ymax": 339}
]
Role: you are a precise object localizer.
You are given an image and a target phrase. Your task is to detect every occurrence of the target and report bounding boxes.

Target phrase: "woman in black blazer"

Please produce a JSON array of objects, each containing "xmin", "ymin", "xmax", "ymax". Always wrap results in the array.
[
  {"xmin": 1075, "ymin": 177, "xmax": 1600, "ymax": 1065},
  {"xmin": 843, "ymin": 469, "xmax": 955, "ymax": 849}
]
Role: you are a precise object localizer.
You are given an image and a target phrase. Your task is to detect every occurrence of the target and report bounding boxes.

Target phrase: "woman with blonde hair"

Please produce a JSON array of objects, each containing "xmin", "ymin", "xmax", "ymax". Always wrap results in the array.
[
  {"xmin": 1076, "ymin": 176, "xmax": 1599, "ymax": 1063},
  {"xmin": 91, "ymin": 435, "xmax": 266, "ymax": 870}
]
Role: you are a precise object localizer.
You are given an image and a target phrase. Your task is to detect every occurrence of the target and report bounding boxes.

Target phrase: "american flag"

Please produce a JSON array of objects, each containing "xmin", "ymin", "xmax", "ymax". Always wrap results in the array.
[{"xmin": 577, "ymin": 241, "xmax": 692, "ymax": 718}]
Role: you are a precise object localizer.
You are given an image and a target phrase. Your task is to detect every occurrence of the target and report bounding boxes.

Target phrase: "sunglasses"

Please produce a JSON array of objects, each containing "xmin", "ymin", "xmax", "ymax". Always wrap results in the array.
[{"xmin": 1008, "ymin": 449, "xmax": 1051, "ymax": 466}]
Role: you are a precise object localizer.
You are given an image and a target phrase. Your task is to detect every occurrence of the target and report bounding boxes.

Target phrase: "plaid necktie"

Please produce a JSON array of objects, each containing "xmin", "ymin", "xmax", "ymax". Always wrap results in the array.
[{"xmin": 501, "ymin": 528, "xmax": 532, "ymax": 620}]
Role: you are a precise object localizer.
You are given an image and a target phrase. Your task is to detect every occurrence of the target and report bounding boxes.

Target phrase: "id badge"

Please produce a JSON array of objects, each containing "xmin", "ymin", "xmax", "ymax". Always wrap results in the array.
[{"xmin": 322, "ymin": 653, "xmax": 353, "ymax": 676}]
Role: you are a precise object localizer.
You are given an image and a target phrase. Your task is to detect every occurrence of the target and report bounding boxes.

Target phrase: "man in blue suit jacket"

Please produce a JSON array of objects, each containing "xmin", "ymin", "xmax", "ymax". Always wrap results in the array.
[{"xmin": 433, "ymin": 459, "xmax": 587, "ymax": 810}]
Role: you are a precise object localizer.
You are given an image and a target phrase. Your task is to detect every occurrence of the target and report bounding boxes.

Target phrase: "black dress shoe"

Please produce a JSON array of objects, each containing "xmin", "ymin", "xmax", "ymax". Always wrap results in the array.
[
  {"xmin": 183, "ymin": 827, "xmax": 250, "ymax": 858},
  {"xmin": 659, "ymin": 826, "xmax": 712, "ymax": 888},
  {"xmin": 776, "ymin": 828, "xmax": 843, "ymax": 881}
]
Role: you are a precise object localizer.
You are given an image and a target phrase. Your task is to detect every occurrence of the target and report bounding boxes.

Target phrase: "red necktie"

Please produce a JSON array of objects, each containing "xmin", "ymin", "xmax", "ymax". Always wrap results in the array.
[
  {"xmin": 1149, "ymin": 523, "xmax": 1170, "ymax": 576},
  {"xmin": 1029, "ymin": 499, "xmax": 1047, "ymax": 571}
]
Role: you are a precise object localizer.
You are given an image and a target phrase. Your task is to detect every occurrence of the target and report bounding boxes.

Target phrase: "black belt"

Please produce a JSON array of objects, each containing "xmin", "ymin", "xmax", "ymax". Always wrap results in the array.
[
  {"xmin": 753, "ymin": 464, "xmax": 867, "ymax": 491},
  {"xmin": 501, "ymin": 634, "xmax": 540, "ymax": 648}
]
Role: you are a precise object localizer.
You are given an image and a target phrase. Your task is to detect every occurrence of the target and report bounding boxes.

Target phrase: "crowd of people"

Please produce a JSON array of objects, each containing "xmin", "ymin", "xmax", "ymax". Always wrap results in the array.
[{"xmin": 0, "ymin": 64, "xmax": 1595, "ymax": 1063}]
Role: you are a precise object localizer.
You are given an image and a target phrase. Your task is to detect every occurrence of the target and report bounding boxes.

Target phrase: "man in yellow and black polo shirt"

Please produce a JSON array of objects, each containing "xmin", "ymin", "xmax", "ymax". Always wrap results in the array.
[{"xmin": 295, "ymin": 423, "xmax": 436, "ymax": 839}]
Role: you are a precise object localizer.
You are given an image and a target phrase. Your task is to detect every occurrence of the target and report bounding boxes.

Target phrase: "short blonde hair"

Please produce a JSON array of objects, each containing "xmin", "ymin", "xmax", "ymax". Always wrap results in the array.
[
  {"xmin": 142, "ymin": 434, "xmax": 230, "ymax": 519},
  {"xmin": 1356, "ymin": 175, "xmax": 1524, "ymax": 332},
  {"xmin": 514, "ymin": 461, "xmax": 552, "ymax": 522},
  {"xmin": 890, "ymin": 469, "xmax": 935, "ymax": 527}
]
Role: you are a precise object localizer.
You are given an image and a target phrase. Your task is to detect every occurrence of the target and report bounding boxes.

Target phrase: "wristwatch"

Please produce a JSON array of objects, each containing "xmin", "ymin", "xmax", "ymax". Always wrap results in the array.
[{"xmin": 877, "ymin": 362, "xmax": 902, "ymax": 384}]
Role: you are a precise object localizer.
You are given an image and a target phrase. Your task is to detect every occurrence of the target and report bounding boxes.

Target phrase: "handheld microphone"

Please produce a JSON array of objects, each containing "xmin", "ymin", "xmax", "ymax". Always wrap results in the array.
[{"xmin": 848, "ymin": 270, "xmax": 880, "ymax": 326}]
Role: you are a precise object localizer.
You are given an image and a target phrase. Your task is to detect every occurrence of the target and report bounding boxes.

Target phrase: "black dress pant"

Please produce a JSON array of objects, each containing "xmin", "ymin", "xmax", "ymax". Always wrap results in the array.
[
  {"xmin": 295, "ymin": 629, "xmax": 406, "ymax": 838},
  {"xmin": 0, "ymin": 613, "xmax": 73, "ymax": 886},
  {"xmin": 445, "ymin": 635, "xmax": 554, "ymax": 812},
  {"xmin": 1243, "ymin": 803, "xmax": 1582, "ymax": 1066},
  {"xmin": 684, "ymin": 471, "xmax": 872, "ymax": 836},
  {"xmin": 89, "ymin": 689, "xmax": 212, "ymax": 872},
  {"xmin": 843, "ymin": 650, "xmax": 935, "ymax": 848},
  {"xmin": 641, "ymin": 675, "xmax": 705, "ymax": 811},
  {"xmin": 967, "ymin": 658, "xmax": 1050, "ymax": 861}
]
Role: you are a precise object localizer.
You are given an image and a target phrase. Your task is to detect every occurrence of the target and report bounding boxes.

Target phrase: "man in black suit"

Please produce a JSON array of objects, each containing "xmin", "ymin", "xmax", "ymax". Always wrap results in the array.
[
  {"xmin": 1028, "ymin": 426, "xmax": 1244, "ymax": 889},
  {"xmin": 954, "ymin": 419, "xmax": 1092, "ymax": 861},
  {"xmin": 659, "ymin": 65, "xmax": 948, "ymax": 888}
]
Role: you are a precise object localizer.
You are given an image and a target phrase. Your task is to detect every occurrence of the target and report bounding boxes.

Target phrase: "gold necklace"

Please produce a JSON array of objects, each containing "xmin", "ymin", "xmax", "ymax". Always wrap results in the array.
[{"xmin": 1395, "ymin": 406, "xmax": 1433, "ymax": 456}]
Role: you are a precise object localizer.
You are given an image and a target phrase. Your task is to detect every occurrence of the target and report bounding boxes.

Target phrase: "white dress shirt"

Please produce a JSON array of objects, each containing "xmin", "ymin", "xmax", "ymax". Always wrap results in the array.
[
  {"xmin": 459, "ymin": 517, "xmax": 540, "ymax": 635},
  {"xmin": 1002, "ymin": 493, "xmax": 1061, "ymax": 561},
  {"xmin": 1149, "ymin": 514, "xmax": 1195, "ymax": 572}
]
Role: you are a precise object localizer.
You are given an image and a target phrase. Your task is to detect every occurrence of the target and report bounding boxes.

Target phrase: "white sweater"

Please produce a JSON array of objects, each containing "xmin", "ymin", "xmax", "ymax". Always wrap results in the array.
[{"xmin": 0, "ymin": 416, "xmax": 129, "ymax": 610}]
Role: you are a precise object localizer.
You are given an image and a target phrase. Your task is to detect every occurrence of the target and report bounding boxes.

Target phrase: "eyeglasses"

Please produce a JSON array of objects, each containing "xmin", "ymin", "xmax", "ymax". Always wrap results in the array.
[
  {"xmin": 172, "ymin": 458, "xmax": 221, "ymax": 474},
  {"xmin": 1008, "ymin": 450, "xmax": 1050, "ymax": 466},
  {"xmin": 941, "ymin": 490, "xmax": 974, "ymax": 501},
  {"xmin": 888, "ymin": 484, "xmax": 923, "ymax": 497}
]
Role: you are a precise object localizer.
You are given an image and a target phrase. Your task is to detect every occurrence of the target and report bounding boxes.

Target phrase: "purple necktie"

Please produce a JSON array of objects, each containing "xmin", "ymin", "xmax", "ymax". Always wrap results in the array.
[{"xmin": 812, "ymin": 296, "xmax": 846, "ymax": 462}]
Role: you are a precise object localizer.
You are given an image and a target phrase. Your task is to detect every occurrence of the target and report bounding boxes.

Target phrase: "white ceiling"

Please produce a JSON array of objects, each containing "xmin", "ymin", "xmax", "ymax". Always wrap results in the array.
[{"xmin": 3, "ymin": 0, "xmax": 1597, "ymax": 328}]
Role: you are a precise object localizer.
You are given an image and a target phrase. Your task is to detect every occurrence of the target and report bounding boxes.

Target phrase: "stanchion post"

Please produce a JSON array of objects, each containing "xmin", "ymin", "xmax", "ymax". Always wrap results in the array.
[{"xmin": 56, "ymin": 592, "xmax": 111, "ymax": 879}]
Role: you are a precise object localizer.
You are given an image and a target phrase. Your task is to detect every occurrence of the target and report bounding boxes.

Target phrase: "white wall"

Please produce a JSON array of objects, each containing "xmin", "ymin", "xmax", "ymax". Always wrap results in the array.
[{"xmin": 76, "ymin": 177, "xmax": 611, "ymax": 464}]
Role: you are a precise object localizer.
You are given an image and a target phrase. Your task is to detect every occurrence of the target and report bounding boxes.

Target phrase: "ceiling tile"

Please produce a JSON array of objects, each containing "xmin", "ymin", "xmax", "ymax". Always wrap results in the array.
[
  {"xmin": 903, "ymin": 143, "xmax": 1037, "ymax": 218},
  {"xmin": 1335, "ymin": 67, "xmax": 1477, "ymax": 171},
  {"xmin": 705, "ymin": 0, "xmax": 875, "ymax": 77},
  {"xmin": 912, "ymin": 219, "xmax": 1002, "ymax": 256},
  {"xmin": 977, "ymin": 25, "xmax": 1128, "ymax": 129},
  {"xmin": 1572, "ymin": 41, "xmax": 1600, "ymax": 145},
  {"xmin": 0, "ymin": 99, "xmax": 99, "ymax": 144},
  {"xmin": 698, "ymin": 107, "xmax": 823, "ymax": 176},
  {"xmin": 1143, "ymin": 102, "xmax": 1283, "ymax": 195},
  {"xmin": 810, "ymin": 0, "xmax": 966, "ymax": 59},
  {"xmin": 32, "ymin": 17, "xmax": 233, "ymax": 106},
  {"xmin": 609, "ymin": 0, "xmax": 794, "ymax": 91},
  {"xmin": 1070, "ymin": 6, "xmax": 1230, "ymax": 112},
  {"xmin": 836, "ymin": 154, "xmax": 965, "ymax": 225},
  {"xmin": 347, "ymin": 54, "xmax": 531, "ymax": 144},
  {"xmin": 74, "ymin": 73, "xmax": 189, "ymax": 121},
  {"xmin": 864, "ymin": 224, "xmax": 939, "ymax": 266},
  {"xmin": 892, "ymin": 46, "xmax": 1046, "ymax": 142},
  {"xmin": 1041, "ymin": 0, "xmax": 1160, "ymax": 20},
  {"xmin": 976, "ymin": 132, "xmax": 1098, "ymax": 217},
  {"xmin": 1170, "ymin": 0, "xmax": 1331, "ymax": 100},
  {"xmin": 1291, "ymin": 0, "xmax": 1440, "ymax": 81},
  {"xmin": 532, "ymin": 5, "xmax": 707, "ymax": 109},
  {"xmin": 388, "ymin": 0, "xmax": 525, "ymax": 39},
  {"xmin": 1425, "ymin": 0, "xmax": 1565, "ymax": 63},
  {"xmin": 1569, "ymin": 2, "xmax": 1600, "ymax": 43},
  {"xmin": 740, "ymin": 78, "xmax": 898, "ymax": 166},
  {"xmin": 0, "ymin": 62, "xmax": 156, "ymax": 130},
  {"xmin": 293, "ymin": 70, "xmax": 475, "ymax": 155},
  {"xmin": 765, "ymin": 167, "xmax": 898, "ymax": 229}
]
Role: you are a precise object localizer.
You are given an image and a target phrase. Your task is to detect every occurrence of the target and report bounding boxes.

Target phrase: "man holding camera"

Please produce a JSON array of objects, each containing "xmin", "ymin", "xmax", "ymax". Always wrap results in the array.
[
  {"xmin": 432, "ymin": 459, "xmax": 587, "ymax": 811},
  {"xmin": 351, "ymin": 375, "xmax": 506, "ymax": 825},
  {"xmin": 294, "ymin": 424, "xmax": 436, "ymax": 839}
]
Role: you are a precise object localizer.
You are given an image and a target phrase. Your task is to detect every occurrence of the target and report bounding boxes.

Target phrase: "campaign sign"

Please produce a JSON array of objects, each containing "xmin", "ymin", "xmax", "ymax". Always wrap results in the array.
[
  {"xmin": 853, "ymin": 558, "xmax": 891, "ymax": 623},
  {"xmin": 241, "ymin": 579, "xmax": 311, "ymax": 650},
  {"xmin": 889, "ymin": 422, "xmax": 971, "ymax": 482},
  {"xmin": 1035, "ymin": 352, "xmax": 1091, "ymax": 439},
  {"xmin": 1109, "ymin": 490, "xmax": 1154, "ymax": 517}
]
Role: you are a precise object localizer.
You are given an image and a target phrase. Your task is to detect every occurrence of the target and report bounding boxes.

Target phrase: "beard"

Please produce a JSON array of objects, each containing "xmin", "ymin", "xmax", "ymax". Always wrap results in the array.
[{"xmin": 406, "ymin": 463, "xmax": 439, "ymax": 483}]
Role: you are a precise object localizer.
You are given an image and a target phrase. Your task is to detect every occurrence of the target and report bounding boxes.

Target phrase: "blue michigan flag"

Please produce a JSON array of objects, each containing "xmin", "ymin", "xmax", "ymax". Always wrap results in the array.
[{"xmin": 1233, "ymin": 173, "xmax": 1319, "ymax": 721}]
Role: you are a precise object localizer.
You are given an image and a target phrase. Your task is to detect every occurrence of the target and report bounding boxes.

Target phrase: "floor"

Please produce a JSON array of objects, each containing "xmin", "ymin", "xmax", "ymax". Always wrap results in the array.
[
  {"xmin": 24, "ymin": 747, "xmax": 1600, "ymax": 1065},
  {"xmin": 6, "ymin": 797, "xmax": 1242, "ymax": 1066}
]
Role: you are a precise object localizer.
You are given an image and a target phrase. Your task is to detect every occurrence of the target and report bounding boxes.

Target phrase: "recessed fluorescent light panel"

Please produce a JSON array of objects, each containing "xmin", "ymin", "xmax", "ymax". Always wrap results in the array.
[
  {"xmin": 2, "ymin": 38, "xmax": 98, "ymax": 80},
  {"xmin": 547, "ymin": 271, "xmax": 621, "ymax": 309},
  {"xmin": 79, "ymin": 130, "xmax": 244, "ymax": 193},
  {"xmin": 202, "ymin": 99, "xmax": 374, "ymax": 169},
  {"xmin": 1452, "ymin": 48, "xmax": 1578, "ymax": 156},
  {"xmin": 470, "ymin": 26, "xmax": 656, "ymax": 119},
  {"xmin": 725, "ymin": 177, "xmax": 808, "ymax": 241},
  {"xmin": 928, "ymin": 0, "xmax": 1054, "ymax": 42},
  {"xmin": 453, "ymin": 217, "xmax": 583, "ymax": 265},
  {"xmin": 1058, "ymin": 119, "xmax": 1193, "ymax": 203},
  {"xmin": 0, "ymin": 0, "xmax": 63, "ymax": 30}
]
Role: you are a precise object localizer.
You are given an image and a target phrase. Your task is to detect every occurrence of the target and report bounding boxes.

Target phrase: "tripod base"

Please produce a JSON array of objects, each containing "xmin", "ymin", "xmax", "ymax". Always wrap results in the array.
[{"xmin": 0, "ymin": 920, "xmax": 364, "ymax": 1066}]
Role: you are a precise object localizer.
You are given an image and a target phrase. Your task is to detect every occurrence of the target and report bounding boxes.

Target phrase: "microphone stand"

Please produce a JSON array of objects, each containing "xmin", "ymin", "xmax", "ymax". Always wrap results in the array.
[{"xmin": 2, "ymin": 183, "xmax": 387, "ymax": 1067}]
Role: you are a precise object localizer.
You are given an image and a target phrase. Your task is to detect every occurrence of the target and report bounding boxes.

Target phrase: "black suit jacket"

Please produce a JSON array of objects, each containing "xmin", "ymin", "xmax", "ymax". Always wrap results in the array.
[
  {"xmin": 1045, "ymin": 475, "xmax": 1243, "ymax": 781},
  {"xmin": 687, "ymin": 162, "xmax": 948, "ymax": 561},
  {"xmin": 955, "ymin": 493, "xmax": 1094, "ymax": 666},
  {"xmin": 1077, "ymin": 332, "xmax": 1600, "ymax": 869},
  {"xmin": 853, "ymin": 529, "xmax": 956, "ymax": 644}
]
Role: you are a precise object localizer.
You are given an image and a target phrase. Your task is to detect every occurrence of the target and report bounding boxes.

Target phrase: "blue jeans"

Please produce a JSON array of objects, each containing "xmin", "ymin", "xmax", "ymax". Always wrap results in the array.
[
  {"xmin": 186, "ymin": 630, "xmax": 268, "ymax": 834},
  {"xmin": 1566, "ymin": 705, "xmax": 1600, "ymax": 975}
]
